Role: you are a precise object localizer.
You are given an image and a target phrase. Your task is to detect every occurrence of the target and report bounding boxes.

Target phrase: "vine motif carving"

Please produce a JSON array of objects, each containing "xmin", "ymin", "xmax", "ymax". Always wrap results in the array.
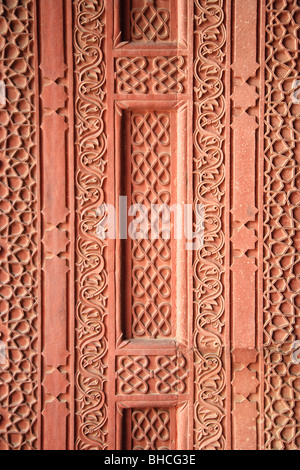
[
  {"xmin": 74, "ymin": 0, "xmax": 108, "ymax": 450},
  {"xmin": 0, "ymin": 0, "xmax": 38, "ymax": 451},
  {"xmin": 193, "ymin": 0, "xmax": 226, "ymax": 450},
  {"xmin": 264, "ymin": 0, "xmax": 300, "ymax": 451}
]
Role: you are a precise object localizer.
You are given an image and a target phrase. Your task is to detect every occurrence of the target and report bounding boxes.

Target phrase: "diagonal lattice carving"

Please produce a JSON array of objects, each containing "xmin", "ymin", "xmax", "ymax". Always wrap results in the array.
[
  {"xmin": 117, "ymin": 356, "xmax": 151, "ymax": 394},
  {"xmin": 153, "ymin": 56, "xmax": 186, "ymax": 94},
  {"xmin": 155, "ymin": 355, "xmax": 189, "ymax": 394},
  {"xmin": 131, "ymin": 1, "xmax": 170, "ymax": 42},
  {"xmin": 132, "ymin": 112, "xmax": 170, "ymax": 149},
  {"xmin": 117, "ymin": 354, "xmax": 189, "ymax": 395},
  {"xmin": 115, "ymin": 56, "xmax": 187, "ymax": 95},
  {"xmin": 131, "ymin": 408, "xmax": 170, "ymax": 450},
  {"xmin": 116, "ymin": 57, "xmax": 148, "ymax": 94},
  {"xmin": 130, "ymin": 112, "xmax": 172, "ymax": 338},
  {"xmin": 132, "ymin": 151, "xmax": 170, "ymax": 187},
  {"xmin": 132, "ymin": 302, "xmax": 171, "ymax": 338},
  {"xmin": 133, "ymin": 266, "xmax": 171, "ymax": 300},
  {"xmin": 132, "ymin": 237, "xmax": 170, "ymax": 263}
]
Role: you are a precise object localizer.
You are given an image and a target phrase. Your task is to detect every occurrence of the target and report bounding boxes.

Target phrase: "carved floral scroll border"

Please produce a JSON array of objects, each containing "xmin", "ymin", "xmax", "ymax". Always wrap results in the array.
[
  {"xmin": 73, "ymin": 0, "xmax": 108, "ymax": 450},
  {"xmin": 193, "ymin": 0, "xmax": 226, "ymax": 450}
]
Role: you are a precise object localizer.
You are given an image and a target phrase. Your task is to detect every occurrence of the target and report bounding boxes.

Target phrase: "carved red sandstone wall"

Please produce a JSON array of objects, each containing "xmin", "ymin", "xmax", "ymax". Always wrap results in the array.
[
  {"xmin": 0, "ymin": 0, "xmax": 38, "ymax": 450},
  {"xmin": 73, "ymin": 0, "xmax": 108, "ymax": 450},
  {"xmin": 264, "ymin": 0, "xmax": 300, "ymax": 450},
  {"xmin": 193, "ymin": 0, "xmax": 226, "ymax": 450},
  {"xmin": 0, "ymin": 0, "xmax": 299, "ymax": 451}
]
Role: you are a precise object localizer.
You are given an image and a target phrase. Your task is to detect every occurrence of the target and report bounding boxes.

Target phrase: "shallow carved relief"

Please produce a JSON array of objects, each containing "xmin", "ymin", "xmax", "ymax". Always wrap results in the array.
[
  {"xmin": 114, "ymin": 0, "xmax": 187, "ymax": 48},
  {"xmin": 230, "ymin": 0, "xmax": 261, "ymax": 450},
  {"xmin": 110, "ymin": 0, "xmax": 192, "ymax": 451},
  {"xmin": 115, "ymin": 56, "xmax": 187, "ymax": 95},
  {"xmin": 38, "ymin": 0, "xmax": 74, "ymax": 451},
  {"xmin": 131, "ymin": 1, "xmax": 170, "ymax": 42},
  {"xmin": 130, "ymin": 111, "xmax": 172, "ymax": 339},
  {"xmin": 116, "ymin": 354, "xmax": 189, "ymax": 394},
  {"xmin": 1, "ymin": 0, "xmax": 298, "ymax": 452},
  {"xmin": 193, "ymin": 0, "xmax": 226, "ymax": 450},
  {"xmin": 131, "ymin": 408, "xmax": 171, "ymax": 450},
  {"xmin": 264, "ymin": 0, "xmax": 300, "ymax": 450},
  {"xmin": 0, "ymin": 0, "xmax": 38, "ymax": 451},
  {"xmin": 73, "ymin": 0, "xmax": 108, "ymax": 450}
]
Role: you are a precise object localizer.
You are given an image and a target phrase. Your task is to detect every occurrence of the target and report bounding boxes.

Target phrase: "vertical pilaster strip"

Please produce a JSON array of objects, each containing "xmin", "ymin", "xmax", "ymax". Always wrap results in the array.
[
  {"xmin": 193, "ymin": 0, "xmax": 227, "ymax": 450},
  {"xmin": 38, "ymin": 0, "xmax": 74, "ymax": 450},
  {"xmin": 230, "ymin": 0, "xmax": 262, "ymax": 450},
  {"xmin": 73, "ymin": 0, "xmax": 108, "ymax": 450},
  {"xmin": 225, "ymin": 0, "xmax": 232, "ymax": 449},
  {"xmin": 33, "ymin": 0, "xmax": 42, "ymax": 450},
  {"xmin": 258, "ymin": 1, "xmax": 266, "ymax": 451},
  {"xmin": 0, "ymin": 0, "xmax": 38, "ymax": 450},
  {"xmin": 264, "ymin": 0, "xmax": 300, "ymax": 451}
]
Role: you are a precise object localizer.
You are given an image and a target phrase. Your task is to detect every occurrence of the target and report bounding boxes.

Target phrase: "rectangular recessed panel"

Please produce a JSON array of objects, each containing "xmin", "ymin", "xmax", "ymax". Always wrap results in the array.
[
  {"xmin": 115, "ymin": 0, "xmax": 172, "ymax": 44},
  {"xmin": 130, "ymin": 0, "xmax": 171, "ymax": 43},
  {"xmin": 110, "ymin": 0, "xmax": 193, "ymax": 447},
  {"xmin": 118, "ymin": 107, "xmax": 178, "ymax": 340},
  {"xmin": 130, "ymin": 110, "xmax": 173, "ymax": 339},
  {"xmin": 114, "ymin": 0, "xmax": 187, "ymax": 48},
  {"xmin": 119, "ymin": 406, "xmax": 176, "ymax": 450}
]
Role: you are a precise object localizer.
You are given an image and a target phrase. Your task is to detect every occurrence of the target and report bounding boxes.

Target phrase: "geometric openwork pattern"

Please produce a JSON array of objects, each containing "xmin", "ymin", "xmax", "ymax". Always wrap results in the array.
[
  {"xmin": 131, "ymin": 408, "xmax": 171, "ymax": 450},
  {"xmin": 264, "ymin": 0, "xmax": 300, "ymax": 451},
  {"xmin": 0, "ymin": 0, "xmax": 37, "ymax": 451},
  {"xmin": 131, "ymin": 112, "xmax": 172, "ymax": 338},
  {"xmin": 131, "ymin": 1, "xmax": 170, "ymax": 42}
]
